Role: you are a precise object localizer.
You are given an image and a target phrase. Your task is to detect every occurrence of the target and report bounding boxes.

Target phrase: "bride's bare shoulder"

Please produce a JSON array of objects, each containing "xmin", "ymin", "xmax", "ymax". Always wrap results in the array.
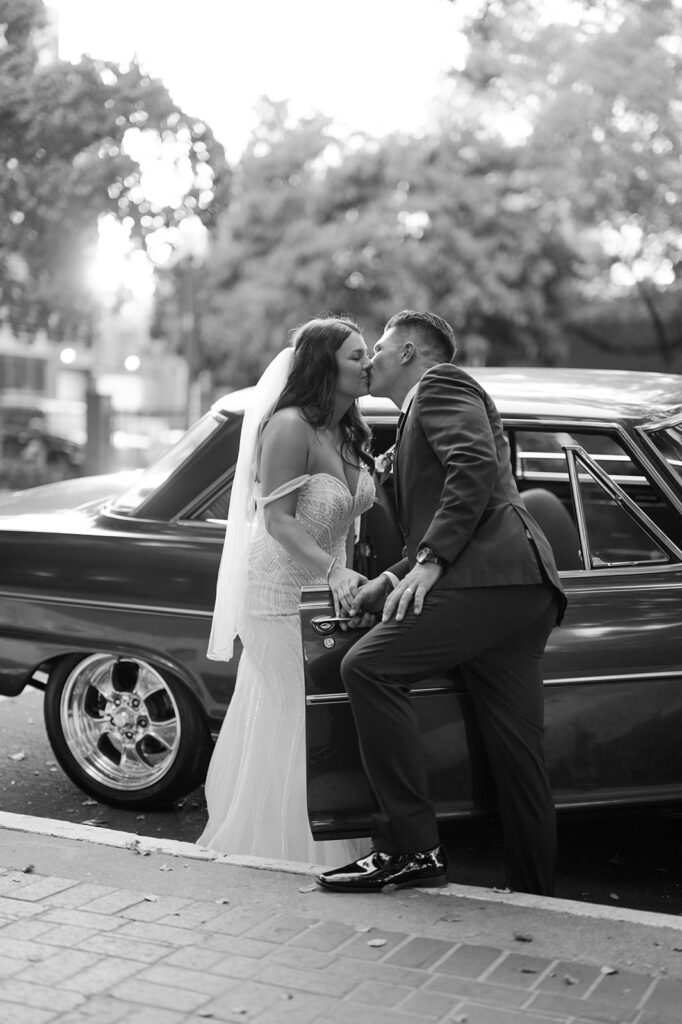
[
  {"xmin": 260, "ymin": 407, "xmax": 312, "ymax": 456},
  {"xmin": 262, "ymin": 406, "xmax": 309, "ymax": 436}
]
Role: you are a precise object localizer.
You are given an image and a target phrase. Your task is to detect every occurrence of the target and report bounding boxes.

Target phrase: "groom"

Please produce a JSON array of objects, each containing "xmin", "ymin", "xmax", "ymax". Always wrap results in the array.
[{"xmin": 317, "ymin": 310, "xmax": 566, "ymax": 897}]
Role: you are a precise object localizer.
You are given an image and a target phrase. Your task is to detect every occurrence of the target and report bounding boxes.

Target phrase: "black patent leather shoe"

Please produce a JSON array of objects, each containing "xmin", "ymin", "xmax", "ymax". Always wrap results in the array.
[{"xmin": 316, "ymin": 845, "xmax": 448, "ymax": 893}]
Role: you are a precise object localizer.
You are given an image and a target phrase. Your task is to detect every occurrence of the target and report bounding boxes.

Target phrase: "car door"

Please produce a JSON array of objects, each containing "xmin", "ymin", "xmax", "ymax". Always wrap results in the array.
[
  {"xmin": 530, "ymin": 438, "xmax": 682, "ymax": 809},
  {"xmin": 301, "ymin": 423, "xmax": 682, "ymax": 841}
]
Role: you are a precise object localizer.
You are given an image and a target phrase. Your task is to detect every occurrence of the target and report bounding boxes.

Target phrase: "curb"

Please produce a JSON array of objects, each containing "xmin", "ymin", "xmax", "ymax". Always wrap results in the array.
[{"xmin": 2, "ymin": 810, "xmax": 682, "ymax": 932}]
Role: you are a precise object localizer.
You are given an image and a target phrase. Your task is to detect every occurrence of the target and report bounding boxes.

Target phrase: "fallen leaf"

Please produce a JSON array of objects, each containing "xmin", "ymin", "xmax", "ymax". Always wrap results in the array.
[
  {"xmin": 142, "ymin": 894, "xmax": 159, "ymax": 902},
  {"xmin": 9, "ymin": 751, "xmax": 26, "ymax": 761},
  {"xmin": 230, "ymin": 1009, "xmax": 248, "ymax": 1016},
  {"xmin": 609, "ymin": 893, "xmax": 620, "ymax": 901},
  {"xmin": 125, "ymin": 840, "xmax": 151, "ymax": 856},
  {"xmin": 297, "ymin": 883, "xmax": 317, "ymax": 893},
  {"xmin": 492, "ymin": 886, "xmax": 512, "ymax": 894},
  {"xmin": 564, "ymin": 974, "xmax": 580, "ymax": 986},
  {"xmin": 513, "ymin": 932, "xmax": 533, "ymax": 943},
  {"xmin": 520, "ymin": 967, "xmax": 538, "ymax": 974},
  {"xmin": 354, "ymin": 925, "xmax": 371, "ymax": 932},
  {"xmin": 367, "ymin": 938, "xmax": 387, "ymax": 948},
  {"xmin": 22, "ymin": 864, "xmax": 35, "ymax": 874},
  {"xmin": 215, "ymin": 897, "xmax": 231, "ymax": 905},
  {"xmin": 159, "ymin": 863, "xmax": 172, "ymax": 872},
  {"xmin": 82, "ymin": 818, "xmax": 108, "ymax": 826},
  {"xmin": 136, "ymin": 815, "xmax": 146, "ymax": 820},
  {"xmin": 81, "ymin": 799, "xmax": 98, "ymax": 806},
  {"xmin": 600, "ymin": 965, "xmax": 618, "ymax": 976}
]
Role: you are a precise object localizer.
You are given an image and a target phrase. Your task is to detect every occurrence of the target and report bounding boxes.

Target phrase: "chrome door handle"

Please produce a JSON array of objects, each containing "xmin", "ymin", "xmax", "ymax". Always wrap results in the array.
[{"xmin": 311, "ymin": 615, "xmax": 347, "ymax": 635}]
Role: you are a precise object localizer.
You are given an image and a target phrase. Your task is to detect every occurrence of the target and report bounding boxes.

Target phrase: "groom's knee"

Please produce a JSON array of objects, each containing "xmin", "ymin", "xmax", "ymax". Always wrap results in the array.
[
  {"xmin": 340, "ymin": 638, "xmax": 377, "ymax": 695},
  {"xmin": 340, "ymin": 644, "xmax": 362, "ymax": 694}
]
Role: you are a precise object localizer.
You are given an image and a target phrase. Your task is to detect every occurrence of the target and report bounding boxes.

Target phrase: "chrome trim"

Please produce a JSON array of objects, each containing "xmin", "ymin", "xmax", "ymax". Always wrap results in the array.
[
  {"xmin": 307, "ymin": 685, "xmax": 459, "ymax": 705},
  {"xmin": 565, "ymin": 576, "xmax": 682, "ymax": 593},
  {"xmin": 0, "ymin": 589, "xmax": 212, "ymax": 619},
  {"xmin": 564, "ymin": 447, "xmax": 592, "ymax": 569},
  {"xmin": 503, "ymin": 417, "xmax": 623, "ymax": 430},
  {"xmin": 545, "ymin": 669, "xmax": 682, "ymax": 686},
  {"xmin": 564, "ymin": 443, "xmax": 682, "ymax": 564},
  {"xmin": 641, "ymin": 412, "xmax": 682, "ymax": 432},
  {"xmin": 307, "ymin": 667, "xmax": 682, "ymax": 704}
]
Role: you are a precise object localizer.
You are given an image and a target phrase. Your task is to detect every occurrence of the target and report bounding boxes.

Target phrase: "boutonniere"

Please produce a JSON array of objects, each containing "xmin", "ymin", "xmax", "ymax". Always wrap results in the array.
[{"xmin": 374, "ymin": 445, "xmax": 396, "ymax": 483}]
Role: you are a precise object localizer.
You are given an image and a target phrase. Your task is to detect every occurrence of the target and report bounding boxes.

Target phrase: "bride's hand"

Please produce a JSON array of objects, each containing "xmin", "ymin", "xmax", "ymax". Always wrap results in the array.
[{"xmin": 328, "ymin": 565, "xmax": 368, "ymax": 617}]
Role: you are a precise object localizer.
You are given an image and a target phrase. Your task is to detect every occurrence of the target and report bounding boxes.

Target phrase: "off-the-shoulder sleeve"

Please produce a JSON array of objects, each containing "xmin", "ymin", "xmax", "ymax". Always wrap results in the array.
[{"xmin": 257, "ymin": 474, "xmax": 311, "ymax": 507}]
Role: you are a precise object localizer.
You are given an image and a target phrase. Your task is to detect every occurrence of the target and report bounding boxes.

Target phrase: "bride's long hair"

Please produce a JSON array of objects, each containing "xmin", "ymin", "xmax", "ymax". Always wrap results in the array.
[{"xmin": 271, "ymin": 315, "xmax": 371, "ymax": 464}]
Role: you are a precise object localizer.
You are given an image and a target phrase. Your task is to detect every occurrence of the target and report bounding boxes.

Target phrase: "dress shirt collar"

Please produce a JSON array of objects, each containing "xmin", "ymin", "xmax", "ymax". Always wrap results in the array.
[{"xmin": 401, "ymin": 383, "xmax": 419, "ymax": 415}]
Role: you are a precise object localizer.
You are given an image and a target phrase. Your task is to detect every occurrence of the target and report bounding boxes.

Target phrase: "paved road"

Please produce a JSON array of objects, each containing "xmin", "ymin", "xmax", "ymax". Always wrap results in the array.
[
  {"xmin": 0, "ymin": 688, "xmax": 207, "ymax": 845},
  {"xmin": 2, "ymin": 688, "xmax": 682, "ymax": 916}
]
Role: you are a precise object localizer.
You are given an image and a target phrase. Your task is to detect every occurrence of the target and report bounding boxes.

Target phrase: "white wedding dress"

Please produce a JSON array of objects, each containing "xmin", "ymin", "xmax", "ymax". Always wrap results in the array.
[{"xmin": 198, "ymin": 469, "xmax": 376, "ymax": 866}]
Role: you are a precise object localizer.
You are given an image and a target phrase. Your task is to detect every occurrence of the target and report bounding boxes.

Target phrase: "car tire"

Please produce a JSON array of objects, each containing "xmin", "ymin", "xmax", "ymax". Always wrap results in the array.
[{"xmin": 44, "ymin": 653, "xmax": 212, "ymax": 810}]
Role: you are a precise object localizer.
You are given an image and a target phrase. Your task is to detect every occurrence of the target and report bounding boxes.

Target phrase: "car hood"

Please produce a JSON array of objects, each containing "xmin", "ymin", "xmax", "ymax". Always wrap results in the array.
[{"xmin": 0, "ymin": 470, "xmax": 141, "ymax": 518}]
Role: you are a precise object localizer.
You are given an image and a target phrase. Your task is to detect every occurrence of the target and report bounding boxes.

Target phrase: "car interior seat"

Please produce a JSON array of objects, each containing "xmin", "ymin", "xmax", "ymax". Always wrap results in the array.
[
  {"xmin": 521, "ymin": 488, "xmax": 583, "ymax": 570},
  {"xmin": 359, "ymin": 478, "xmax": 405, "ymax": 576}
]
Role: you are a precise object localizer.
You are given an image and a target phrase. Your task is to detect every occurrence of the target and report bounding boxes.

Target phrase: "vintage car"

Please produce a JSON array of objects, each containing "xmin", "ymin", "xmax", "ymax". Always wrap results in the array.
[{"xmin": 1, "ymin": 369, "xmax": 682, "ymax": 839}]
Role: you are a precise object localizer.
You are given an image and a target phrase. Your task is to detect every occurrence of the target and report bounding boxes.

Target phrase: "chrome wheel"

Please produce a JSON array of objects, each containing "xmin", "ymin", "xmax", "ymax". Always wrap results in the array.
[{"xmin": 57, "ymin": 653, "xmax": 181, "ymax": 792}]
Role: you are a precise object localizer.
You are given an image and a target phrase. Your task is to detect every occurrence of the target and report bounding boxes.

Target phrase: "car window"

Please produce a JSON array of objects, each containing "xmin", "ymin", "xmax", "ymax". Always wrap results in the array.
[
  {"xmin": 574, "ymin": 463, "xmax": 669, "ymax": 567},
  {"xmin": 192, "ymin": 418, "xmax": 400, "ymax": 526},
  {"xmin": 113, "ymin": 412, "xmax": 224, "ymax": 514},
  {"xmin": 516, "ymin": 430, "xmax": 642, "ymax": 483},
  {"xmin": 193, "ymin": 481, "xmax": 233, "ymax": 523},
  {"xmin": 514, "ymin": 428, "xmax": 680, "ymax": 569}
]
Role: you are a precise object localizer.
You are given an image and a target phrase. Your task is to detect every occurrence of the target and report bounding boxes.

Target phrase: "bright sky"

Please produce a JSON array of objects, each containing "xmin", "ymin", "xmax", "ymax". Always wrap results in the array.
[{"xmin": 48, "ymin": 0, "xmax": 468, "ymax": 161}]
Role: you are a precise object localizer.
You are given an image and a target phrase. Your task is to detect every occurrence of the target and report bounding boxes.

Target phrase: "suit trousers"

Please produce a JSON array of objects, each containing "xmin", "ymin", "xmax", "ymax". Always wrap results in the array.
[{"xmin": 340, "ymin": 582, "xmax": 558, "ymax": 896}]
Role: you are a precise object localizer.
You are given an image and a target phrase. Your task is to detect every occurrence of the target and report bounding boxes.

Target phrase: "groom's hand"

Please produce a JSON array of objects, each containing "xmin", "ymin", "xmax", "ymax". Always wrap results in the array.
[
  {"xmin": 382, "ymin": 563, "xmax": 443, "ymax": 622},
  {"xmin": 347, "ymin": 575, "xmax": 389, "ymax": 622}
]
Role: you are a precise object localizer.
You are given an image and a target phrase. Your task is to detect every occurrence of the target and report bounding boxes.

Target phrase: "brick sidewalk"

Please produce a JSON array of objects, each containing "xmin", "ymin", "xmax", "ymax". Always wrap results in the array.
[{"xmin": 0, "ymin": 864, "xmax": 680, "ymax": 1024}]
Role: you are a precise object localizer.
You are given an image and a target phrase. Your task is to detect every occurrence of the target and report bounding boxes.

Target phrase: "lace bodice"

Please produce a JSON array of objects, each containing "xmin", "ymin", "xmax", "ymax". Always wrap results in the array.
[{"xmin": 245, "ymin": 469, "xmax": 375, "ymax": 616}]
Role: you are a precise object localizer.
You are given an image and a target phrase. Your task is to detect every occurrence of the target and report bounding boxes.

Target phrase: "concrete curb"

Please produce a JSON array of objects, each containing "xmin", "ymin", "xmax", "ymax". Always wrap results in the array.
[{"xmin": 2, "ymin": 809, "xmax": 682, "ymax": 933}]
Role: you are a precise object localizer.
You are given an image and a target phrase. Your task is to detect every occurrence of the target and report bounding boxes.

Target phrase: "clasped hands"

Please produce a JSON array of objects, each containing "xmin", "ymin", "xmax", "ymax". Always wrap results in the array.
[{"xmin": 329, "ymin": 562, "xmax": 443, "ymax": 628}]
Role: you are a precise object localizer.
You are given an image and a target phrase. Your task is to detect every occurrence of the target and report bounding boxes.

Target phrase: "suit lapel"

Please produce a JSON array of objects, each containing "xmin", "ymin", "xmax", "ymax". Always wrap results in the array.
[{"xmin": 393, "ymin": 398, "xmax": 414, "ymax": 521}]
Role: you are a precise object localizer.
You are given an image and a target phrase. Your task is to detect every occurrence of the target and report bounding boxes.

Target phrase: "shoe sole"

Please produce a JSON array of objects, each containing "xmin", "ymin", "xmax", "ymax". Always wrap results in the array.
[{"xmin": 317, "ymin": 874, "xmax": 448, "ymax": 894}]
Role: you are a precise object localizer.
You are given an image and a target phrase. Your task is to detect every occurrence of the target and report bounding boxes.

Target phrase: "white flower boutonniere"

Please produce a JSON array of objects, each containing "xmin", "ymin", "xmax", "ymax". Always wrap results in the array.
[{"xmin": 374, "ymin": 445, "xmax": 396, "ymax": 481}]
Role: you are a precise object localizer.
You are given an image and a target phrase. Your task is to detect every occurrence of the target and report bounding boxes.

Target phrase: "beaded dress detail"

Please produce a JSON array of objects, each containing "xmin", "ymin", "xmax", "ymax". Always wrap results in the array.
[{"xmin": 199, "ymin": 469, "xmax": 375, "ymax": 866}]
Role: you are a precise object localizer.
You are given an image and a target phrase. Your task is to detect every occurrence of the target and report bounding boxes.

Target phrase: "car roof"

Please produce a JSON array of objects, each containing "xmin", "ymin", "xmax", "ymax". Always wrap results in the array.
[{"xmin": 214, "ymin": 366, "xmax": 682, "ymax": 428}]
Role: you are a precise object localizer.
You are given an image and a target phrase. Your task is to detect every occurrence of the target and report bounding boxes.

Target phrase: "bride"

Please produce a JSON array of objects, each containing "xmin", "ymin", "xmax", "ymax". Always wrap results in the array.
[{"xmin": 198, "ymin": 316, "xmax": 375, "ymax": 865}]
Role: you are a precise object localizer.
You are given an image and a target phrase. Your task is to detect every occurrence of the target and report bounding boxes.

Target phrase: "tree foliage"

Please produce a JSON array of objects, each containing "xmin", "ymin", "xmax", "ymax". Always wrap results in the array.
[
  {"xmin": 447, "ymin": 0, "xmax": 682, "ymax": 363},
  {"xmin": 199, "ymin": 97, "xmax": 582, "ymax": 386},
  {"xmin": 202, "ymin": 0, "xmax": 682, "ymax": 383},
  {"xmin": 0, "ymin": 0, "xmax": 229, "ymax": 343}
]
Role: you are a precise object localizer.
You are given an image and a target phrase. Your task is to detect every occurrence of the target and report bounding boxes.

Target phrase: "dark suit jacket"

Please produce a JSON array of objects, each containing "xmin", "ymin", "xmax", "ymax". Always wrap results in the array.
[{"xmin": 390, "ymin": 364, "xmax": 567, "ymax": 624}]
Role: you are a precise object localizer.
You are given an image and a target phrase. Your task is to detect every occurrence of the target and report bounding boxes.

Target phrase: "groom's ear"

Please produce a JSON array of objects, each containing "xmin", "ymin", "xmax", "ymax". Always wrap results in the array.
[{"xmin": 400, "ymin": 341, "xmax": 416, "ymax": 364}]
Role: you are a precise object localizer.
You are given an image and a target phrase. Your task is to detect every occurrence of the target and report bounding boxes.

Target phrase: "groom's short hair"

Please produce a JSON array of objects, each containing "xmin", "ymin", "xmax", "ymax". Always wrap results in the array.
[{"xmin": 385, "ymin": 310, "xmax": 457, "ymax": 364}]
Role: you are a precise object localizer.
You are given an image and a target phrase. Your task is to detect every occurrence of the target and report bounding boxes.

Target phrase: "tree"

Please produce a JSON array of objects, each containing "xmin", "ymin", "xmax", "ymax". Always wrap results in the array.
[
  {"xmin": 0, "ymin": 0, "xmax": 229, "ymax": 343},
  {"xmin": 447, "ymin": 0, "xmax": 682, "ymax": 365},
  {"xmin": 200, "ymin": 98, "xmax": 582, "ymax": 385}
]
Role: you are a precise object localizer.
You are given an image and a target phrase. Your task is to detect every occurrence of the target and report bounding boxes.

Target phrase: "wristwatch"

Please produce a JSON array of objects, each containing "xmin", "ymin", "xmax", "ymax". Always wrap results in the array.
[{"xmin": 416, "ymin": 546, "xmax": 447, "ymax": 571}]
